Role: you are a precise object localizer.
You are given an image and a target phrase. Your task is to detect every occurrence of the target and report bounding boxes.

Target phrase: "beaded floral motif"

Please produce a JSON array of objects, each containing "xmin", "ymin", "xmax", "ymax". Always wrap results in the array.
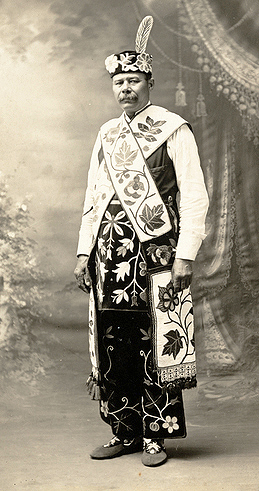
[
  {"xmin": 156, "ymin": 281, "xmax": 195, "ymax": 362},
  {"xmin": 133, "ymin": 116, "xmax": 166, "ymax": 143},
  {"xmin": 105, "ymin": 54, "xmax": 119, "ymax": 74},
  {"xmin": 110, "ymin": 139, "xmax": 169, "ymax": 238},
  {"xmin": 95, "ymin": 204, "xmax": 147, "ymax": 309},
  {"xmin": 105, "ymin": 52, "xmax": 152, "ymax": 75}
]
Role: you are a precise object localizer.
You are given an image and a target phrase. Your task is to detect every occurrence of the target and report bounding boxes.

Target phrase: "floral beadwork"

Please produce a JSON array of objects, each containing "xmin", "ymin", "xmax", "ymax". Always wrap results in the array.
[
  {"xmin": 157, "ymin": 282, "xmax": 179, "ymax": 312},
  {"xmin": 147, "ymin": 241, "xmax": 176, "ymax": 266},
  {"xmin": 162, "ymin": 416, "xmax": 179, "ymax": 434},
  {"xmin": 120, "ymin": 53, "xmax": 139, "ymax": 71},
  {"xmin": 95, "ymin": 202, "xmax": 147, "ymax": 309},
  {"xmin": 105, "ymin": 54, "xmax": 119, "ymax": 74},
  {"xmin": 104, "ymin": 52, "xmax": 152, "ymax": 75},
  {"xmin": 135, "ymin": 53, "xmax": 153, "ymax": 73},
  {"xmin": 103, "ymin": 124, "xmax": 120, "ymax": 144},
  {"xmin": 155, "ymin": 279, "xmax": 195, "ymax": 365}
]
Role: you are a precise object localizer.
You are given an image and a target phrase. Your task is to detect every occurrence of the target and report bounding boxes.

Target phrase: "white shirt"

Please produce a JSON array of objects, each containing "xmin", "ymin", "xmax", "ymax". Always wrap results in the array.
[{"xmin": 167, "ymin": 124, "xmax": 209, "ymax": 260}]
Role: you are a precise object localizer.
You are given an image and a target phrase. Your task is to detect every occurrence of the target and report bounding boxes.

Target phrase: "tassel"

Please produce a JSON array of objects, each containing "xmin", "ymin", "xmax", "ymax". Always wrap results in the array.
[
  {"xmin": 94, "ymin": 385, "xmax": 101, "ymax": 400},
  {"xmin": 175, "ymin": 8, "xmax": 186, "ymax": 108},
  {"xmin": 86, "ymin": 374, "xmax": 93, "ymax": 386},
  {"xmin": 135, "ymin": 16, "xmax": 153, "ymax": 53},
  {"xmin": 86, "ymin": 380, "xmax": 94, "ymax": 395},
  {"xmin": 175, "ymin": 82, "xmax": 187, "ymax": 107},
  {"xmin": 90, "ymin": 384, "xmax": 96, "ymax": 400},
  {"xmin": 196, "ymin": 93, "xmax": 207, "ymax": 117},
  {"xmin": 86, "ymin": 372, "xmax": 101, "ymax": 400}
]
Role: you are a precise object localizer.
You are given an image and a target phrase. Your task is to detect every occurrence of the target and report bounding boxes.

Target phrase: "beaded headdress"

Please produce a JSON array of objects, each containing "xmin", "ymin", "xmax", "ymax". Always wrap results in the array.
[{"xmin": 105, "ymin": 16, "xmax": 153, "ymax": 77}]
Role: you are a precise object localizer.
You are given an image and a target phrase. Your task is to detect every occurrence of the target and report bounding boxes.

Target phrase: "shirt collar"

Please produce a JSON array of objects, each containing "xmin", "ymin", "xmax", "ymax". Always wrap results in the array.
[{"xmin": 124, "ymin": 101, "xmax": 152, "ymax": 122}]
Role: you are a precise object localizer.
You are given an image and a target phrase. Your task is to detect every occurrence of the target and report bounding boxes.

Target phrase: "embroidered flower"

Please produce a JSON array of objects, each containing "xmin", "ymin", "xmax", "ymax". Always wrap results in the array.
[
  {"xmin": 112, "ymin": 261, "xmax": 130, "ymax": 281},
  {"xmin": 106, "ymin": 247, "xmax": 112, "ymax": 261},
  {"xmin": 100, "ymin": 400, "xmax": 109, "ymax": 418},
  {"xmin": 124, "ymin": 175, "xmax": 145, "ymax": 199},
  {"xmin": 116, "ymin": 238, "xmax": 134, "ymax": 257},
  {"xmin": 119, "ymin": 52, "xmax": 138, "ymax": 71},
  {"xmin": 155, "ymin": 245, "xmax": 172, "ymax": 266},
  {"xmin": 135, "ymin": 53, "xmax": 152, "ymax": 73},
  {"xmin": 98, "ymin": 238, "xmax": 106, "ymax": 256},
  {"xmin": 139, "ymin": 261, "xmax": 147, "ymax": 276},
  {"xmin": 147, "ymin": 244, "xmax": 173, "ymax": 266},
  {"xmin": 162, "ymin": 416, "xmax": 179, "ymax": 433},
  {"xmin": 131, "ymin": 294, "xmax": 138, "ymax": 307},
  {"xmin": 105, "ymin": 54, "xmax": 119, "ymax": 74},
  {"xmin": 157, "ymin": 282, "xmax": 179, "ymax": 313},
  {"xmin": 103, "ymin": 210, "xmax": 125, "ymax": 235},
  {"xmin": 104, "ymin": 125, "xmax": 120, "ymax": 143}
]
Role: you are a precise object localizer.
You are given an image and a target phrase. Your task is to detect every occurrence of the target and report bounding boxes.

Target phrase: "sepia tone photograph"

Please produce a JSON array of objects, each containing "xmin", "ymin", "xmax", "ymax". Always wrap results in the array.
[{"xmin": 1, "ymin": 0, "xmax": 259, "ymax": 490}]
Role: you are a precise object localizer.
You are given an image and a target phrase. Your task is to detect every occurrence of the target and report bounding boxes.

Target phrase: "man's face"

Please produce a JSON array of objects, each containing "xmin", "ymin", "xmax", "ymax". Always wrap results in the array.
[{"xmin": 112, "ymin": 72, "xmax": 154, "ymax": 117}]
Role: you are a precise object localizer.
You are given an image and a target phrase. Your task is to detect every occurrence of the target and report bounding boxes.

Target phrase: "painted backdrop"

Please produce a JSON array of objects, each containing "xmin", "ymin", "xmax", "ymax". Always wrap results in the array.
[{"xmin": 1, "ymin": 0, "xmax": 259, "ymax": 374}]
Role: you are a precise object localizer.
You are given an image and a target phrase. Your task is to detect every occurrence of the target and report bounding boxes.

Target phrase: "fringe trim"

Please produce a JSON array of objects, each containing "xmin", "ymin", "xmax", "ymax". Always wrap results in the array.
[
  {"xmin": 86, "ymin": 373, "xmax": 101, "ymax": 400},
  {"xmin": 161, "ymin": 375, "xmax": 197, "ymax": 394},
  {"xmin": 86, "ymin": 373, "xmax": 196, "ymax": 400}
]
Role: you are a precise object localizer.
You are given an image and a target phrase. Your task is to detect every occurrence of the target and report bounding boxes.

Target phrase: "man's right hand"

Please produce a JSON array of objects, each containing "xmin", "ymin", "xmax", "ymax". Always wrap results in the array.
[{"xmin": 74, "ymin": 254, "xmax": 91, "ymax": 293}]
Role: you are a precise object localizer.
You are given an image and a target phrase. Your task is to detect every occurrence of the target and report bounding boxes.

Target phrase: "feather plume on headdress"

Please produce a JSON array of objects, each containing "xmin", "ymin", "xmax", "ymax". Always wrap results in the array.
[
  {"xmin": 105, "ymin": 15, "xmax": 154, "ymax": 76},
  {"xmin": 135, "ymin": 16, "xmax": 153, "ymax": 53}
]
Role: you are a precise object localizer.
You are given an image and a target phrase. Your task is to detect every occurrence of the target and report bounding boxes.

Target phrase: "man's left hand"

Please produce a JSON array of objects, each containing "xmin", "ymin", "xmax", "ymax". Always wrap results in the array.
[{"xmin": 171, "ymin": 258, "xmax": 193, "ymax": 293}]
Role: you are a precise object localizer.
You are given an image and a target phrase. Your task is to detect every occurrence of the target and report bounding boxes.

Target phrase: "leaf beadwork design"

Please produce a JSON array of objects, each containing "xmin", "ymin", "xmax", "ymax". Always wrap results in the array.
[
  {"xmin": 162, "ymin": 329, "xmax": 183, "ymax": 358},
  {"xmin": 114, "ymin": 141, "xmax": 138, "ymax": 167},
  {"xmin": 139, "ymin": 204, "xmax": 165, "ymax": 231},
  {"xmin": 135, "ymin": 117, "xmax": 166, "ymax": 142}
]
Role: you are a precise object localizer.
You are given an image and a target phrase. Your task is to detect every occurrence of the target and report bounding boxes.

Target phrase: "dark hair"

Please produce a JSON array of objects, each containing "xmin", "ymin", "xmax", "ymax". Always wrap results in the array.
[{"xmin": 143, "ymin": 71, "xmax": 152, "ymax": 80}]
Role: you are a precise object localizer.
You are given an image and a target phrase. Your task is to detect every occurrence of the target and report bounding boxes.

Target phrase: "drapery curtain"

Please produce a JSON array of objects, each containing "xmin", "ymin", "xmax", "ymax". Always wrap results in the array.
[
  {"xmin": 194, "ymin": 92, "xmax": 259, "ymax": 372},
  {"xmin": 136, "ymin": 0, "xmax": 259, "ymax": 372}
]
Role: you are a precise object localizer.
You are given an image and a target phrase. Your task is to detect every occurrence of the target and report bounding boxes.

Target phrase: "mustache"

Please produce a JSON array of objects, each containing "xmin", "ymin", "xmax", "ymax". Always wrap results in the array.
[{"xmin": 118, "ymin": 93, "xmax": 138, "ymax": 102}]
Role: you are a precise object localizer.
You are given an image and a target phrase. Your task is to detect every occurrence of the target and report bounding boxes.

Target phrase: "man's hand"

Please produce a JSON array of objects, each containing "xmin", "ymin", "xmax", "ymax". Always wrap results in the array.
[
  {"xmin": 74, "ymin": 255, "xmax": 91, "ymax": 293},
  {"xmin": 171, "ymin": 258, "xmax": 193, "ymax": 293}
]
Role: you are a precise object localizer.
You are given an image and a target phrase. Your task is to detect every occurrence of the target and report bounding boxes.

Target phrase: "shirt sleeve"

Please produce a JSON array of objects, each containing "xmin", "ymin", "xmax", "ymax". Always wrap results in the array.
[
  {"xmin": 76, "ymin": 131, "xmax": 102, "ymax": 256},
  {"xmin": 167, "ymin": 124, "xmax": 209, "ymax": 261}
]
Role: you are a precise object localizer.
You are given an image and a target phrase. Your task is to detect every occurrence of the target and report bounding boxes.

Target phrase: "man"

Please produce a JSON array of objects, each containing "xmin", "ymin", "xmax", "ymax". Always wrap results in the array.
[{"xmin": 74, "ymin": 16, "xmax": 209, "ymax": 467}]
